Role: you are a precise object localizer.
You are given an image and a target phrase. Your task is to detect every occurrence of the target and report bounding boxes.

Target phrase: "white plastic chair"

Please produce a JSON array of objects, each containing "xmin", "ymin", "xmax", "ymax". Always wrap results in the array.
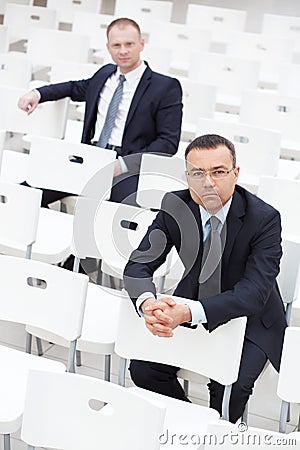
[
  {"xmin": 115, "ymin": 295, "xmax": 247, "ymax": 426},
  {"xmin": 0, "ymin": 180, "xmax": 42, "ymax": 259},
  {"xmin": 47, "ymin": 0, "xmax": 102, "ymax": 25},
  {"xmin": 0, "ymin": 255, "xmax": 89, "ymax": 450},
  {"xmin": 195, "ymin": 118, "xmax": 281, "ymax": 193},
  {"xmin": 262, "ymin": 13, "xmax": 300, "ymax": 54},
  {"xmin": 0, "ymin": 25, "xmax": 9, "ymax": 53},
  {"xmin": 226, "ymin": 31, "xmax": 294, "ymax": 87},
  {"xmin": 3, "ymin": 4, "xmax": 58, "ymax": 43},
  {"xmin": 181, "ymin": 80, "xmax": 217, "ymax": 141},
  {"xmin": 27, "ymin": 28, "xmax": 90, "ymax": 68},
  {"xmin": 114, "ymin": 0, "xmax": 173, "ymax": 36},
  {"xmin": 257, "ymin": 176, "xmax": 300, "ymax": 238},
  {"xmin": 148, "ymin": 22, "xmax": 211, "ymax": 77},
  {"xmin": 136, "ymin": 153, "xmax": 187, "ymax": 210},
  {"xmin": 49, "ymin": 60, "xmax": 99, "ymax": 83},
  {"xmin": 26, "ymin": 200, "xmax": 170, "ymax": 383},
  {"xmin": 0, "ymin": 53, "xmax": 32, "ymax": 88},
  {"xmin": 21, "ymin": 369, "xmax": 165, "ymax": 450},
  {"xmin": 0, "ymin": 85, "xmax": 69, "ymax": 184},
  {"xmin": 240, "ymin": 90, "xmax": 300, "ymax": 160},
  {"xmin": 186, "ymin": 4, "xmax": 246, "ymax": 46},
  {"xmin": 0, "ymin": 128, "xmax": 5, "ymax": 167},
  {"xmin": 73, "ymin": 12, "xmax": 115, "ymax": 53},
  {"xmin": 188, "ymin": 53, "xmax": 260, "ymax": 114},
  {"xmin": 204, "ymin": 420, "xmax": 300, "ymax": 448},
  {"xmin": 278, "ymin": 62, "xmax": 300, "ymax": 98},
  {"xmin": 141, "ymin": 44, "xmax": 172, "ymax": 75},
  {"xmin": 277, "ymin": 327, "xmax": 300, "ymax": 433}
]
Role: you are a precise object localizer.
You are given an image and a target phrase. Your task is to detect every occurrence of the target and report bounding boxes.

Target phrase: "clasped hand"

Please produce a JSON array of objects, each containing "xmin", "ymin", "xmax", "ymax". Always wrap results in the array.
[{"xmin": 141, "ymin": 297, "xmax": 192, "ymax": 338}]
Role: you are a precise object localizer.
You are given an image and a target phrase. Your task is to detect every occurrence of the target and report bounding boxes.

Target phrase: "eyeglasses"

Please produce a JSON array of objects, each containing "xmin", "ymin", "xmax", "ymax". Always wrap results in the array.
[{"xmin": 186, "ymin": 168, "xmax": 235, "ymax": 180}]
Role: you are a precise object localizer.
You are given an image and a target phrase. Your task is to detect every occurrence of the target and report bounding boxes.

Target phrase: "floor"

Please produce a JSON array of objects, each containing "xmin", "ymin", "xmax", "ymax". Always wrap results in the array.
[{"xmin": 0, "ymin": 315, "xmax": 298, "ymax": 450}]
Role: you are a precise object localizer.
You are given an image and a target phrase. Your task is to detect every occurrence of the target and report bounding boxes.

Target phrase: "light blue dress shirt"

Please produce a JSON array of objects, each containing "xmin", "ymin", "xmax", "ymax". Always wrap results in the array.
[{"xmin": 136, "ymin": 198, "xmax": 232, "ymax": 326}]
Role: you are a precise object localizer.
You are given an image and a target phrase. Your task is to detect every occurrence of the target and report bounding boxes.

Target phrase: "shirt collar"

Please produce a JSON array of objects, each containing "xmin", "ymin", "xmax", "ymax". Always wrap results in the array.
[
  {"xmin": 116, "ymin": 61, "xmax": 147, "ymax": 84},
  {"xmin": 199, "ymin": 197, "xmax": 232, "ymax": 230}
]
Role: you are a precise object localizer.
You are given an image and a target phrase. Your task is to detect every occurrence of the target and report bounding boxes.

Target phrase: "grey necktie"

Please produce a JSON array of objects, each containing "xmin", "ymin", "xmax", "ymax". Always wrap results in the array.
[
  {"xmin": 97, "ymin": 74, "xmax": 126, "ymax": 148},
  {"xmin": 198, "ymin": 216, "xmax": 222, "ymax": 299}
]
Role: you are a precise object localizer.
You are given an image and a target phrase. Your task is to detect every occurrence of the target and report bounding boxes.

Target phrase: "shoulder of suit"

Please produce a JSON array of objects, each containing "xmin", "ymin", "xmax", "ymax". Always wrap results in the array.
[{"xmin": 235, "ymin": 184, "xmax": 280, "ymax": 216}]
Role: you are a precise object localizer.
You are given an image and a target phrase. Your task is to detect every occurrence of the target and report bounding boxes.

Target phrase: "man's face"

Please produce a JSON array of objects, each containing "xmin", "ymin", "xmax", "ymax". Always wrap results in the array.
[
  {"xmin": 107, "ymin": 25, "xmax": 144, "ymax": 74},
  {"xmin": 186, "ymin": 146, "xmax": 240, "ymax": 213}
]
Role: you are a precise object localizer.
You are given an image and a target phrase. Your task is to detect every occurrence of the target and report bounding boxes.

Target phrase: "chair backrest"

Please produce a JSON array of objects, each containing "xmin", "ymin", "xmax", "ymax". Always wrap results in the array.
[
  {"xmin": 50, "ymin": 60, "xmax": 99, "ymax": 83},
  {"xmin": 136, "ymin": 153, "xmax": 187, "ymax": 209},
  {"xmin": 0, "ymin": 52, "xmax": 32, "ymax": 88},
  {"xmin": 277, "ymin": 239, "xmax": 300, "ymax": 316},
  {"xmin": 0, "ymin": 255, "xmax": 88, "ymax": 341},
  {"xmin": 0, "ymin": 181, "xmax": 41, "ymax": 251},
  {"xmin": 262, "ymin": 13, "xmax": 300, "ymax": 53},
  {"xmin": 240, "ymin": 90, "xmax": 300, "ymax": 143},
  {"xmin": 115, "ymin": 295, "xmax": 247, "ymax": 386},
  {"xmin": 226, "ymin": 31, "xmax": 294, "ymax": 85},
  {"xmin": 115, "ymin": 0, "xmax": 173, "ymax": 34},
  {"xmin": 181, "ymin": 79, "xmax": 217, "ymax": 125},
  {"xmin": 47, "ymin": 0, "xmax": 102, "ymax": 24},
  {"xmin": 27, "ymin": 28, "xmax": 90, "ymax": 66},
  {"xmin": 195, "ymin": 118, "xmax": 280, "ymax": 192},
  {"xmin": 0, "ymin": 24, "xmax": 9, "ymax": 53},
  {"xmin": 27, "ymin": 136, "xmax": 116, "ymax": 198},
  {"xmin": 278, "ymin": 63, "xmax": 300, "ymax": 98},
  {"xmin": 277, "ymin": 327, "xmax": 300, "ymax": 405},
  {"xmin": 188, "ymin": 53, "xmax": 260, "ymax": 98},
  {"xmin": 73, "ymin": 12, "xmax": 115, "ymax": 51},
  {"xmin": 148, "ymin": 22, "xmax": 211, "ymax": 64},
  {"xmin": 21, "ymin": 369, "xmax": 165, "ymax": 450},
  {"xmin": 141, "ymin": 44, "xmax": 172, "ymax": 75},
  {"xmin": 204, "ymin": 420, "xmax": 300, "ymax": 449},
  {"xmin": 186, "ymin": 4, "xmax": 246, "ymax": 44},
  {"xmin": 0, "ymin": 85, "xmax": 69, "ymax": 138},
  {"xmin": 257, "ymin": 176, "xmax": 300, "ymax": 237},
  {"xmin": 3, "ymin": 4, "xmax": 58, "ymax": 42}
]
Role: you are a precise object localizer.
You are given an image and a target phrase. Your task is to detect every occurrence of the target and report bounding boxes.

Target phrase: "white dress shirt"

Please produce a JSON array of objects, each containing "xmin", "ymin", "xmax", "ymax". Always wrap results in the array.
[{"xmin": 93, "ymin": 61, "xmax": 147, "ymax": 145}]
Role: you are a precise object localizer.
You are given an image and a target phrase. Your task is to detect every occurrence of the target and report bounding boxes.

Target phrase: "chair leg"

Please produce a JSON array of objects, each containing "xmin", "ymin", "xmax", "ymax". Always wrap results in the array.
[
  {"xmin": 221, "ymin": 385, "xmax": 232, "ymax": 421},
  {"xmin": 183, "ymin": 379, "xmax": 189, "ymax": 396},
  {"xmin": 241, "ymin": 401, "xmax": 249, "ymax": 424},
  {"xmin": 67, "ymin": 340, "xmax": 77, "ymax": 373},
  {"xmin": 28, "ymin": 446, "xmax": 35, "ymax": 450},
  {"xmin": 76, "ymin": 350, "xmax": 82, "ymax": 367},
  {"xmin": 26, "ymin": 332, "xmax": 32, "ymax": 353},
  {"xmin": 279, "ymin": 400, "xmax": 289, "ymax": 433},
  {"xmin": 4, "ymin": 434, "xmax": 11, "ymax": 450},
  {"xmin": 36, "ymin": 337, "xmax": 43, "ymax": 356},
  {"xmin": 118, "ymin": 357, "xmax": 127, "ymax": 386},
  {"xmin": 104, "ymin": 354, "xmax": 111, "ymax": 382}
]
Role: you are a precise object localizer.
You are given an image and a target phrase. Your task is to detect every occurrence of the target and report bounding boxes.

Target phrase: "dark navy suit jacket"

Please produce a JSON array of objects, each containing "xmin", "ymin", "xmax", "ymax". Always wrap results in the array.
[
  {"xmin": 124, "ymin": 186, "xmax": 287, "ymax": 370},
  {"xmin": 37, "ymin": 63, "xmax": 183, "ymax": 203}
]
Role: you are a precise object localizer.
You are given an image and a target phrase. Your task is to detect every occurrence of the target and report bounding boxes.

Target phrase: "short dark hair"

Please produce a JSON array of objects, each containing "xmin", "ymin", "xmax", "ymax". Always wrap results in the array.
[
  {"xmin": 185, "ymin": 134, "xmax": 236, "ymax": 167},
  {"xmin": 106, "ymin": 18, "xmax": 141, "ymax": 39}
]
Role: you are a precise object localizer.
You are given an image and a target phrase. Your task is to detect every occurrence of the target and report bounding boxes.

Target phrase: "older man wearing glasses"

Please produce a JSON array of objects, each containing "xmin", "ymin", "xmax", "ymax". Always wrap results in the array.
[{"xmin": 124, "ymin": 134, "xmax": 287, "ymax": 423}]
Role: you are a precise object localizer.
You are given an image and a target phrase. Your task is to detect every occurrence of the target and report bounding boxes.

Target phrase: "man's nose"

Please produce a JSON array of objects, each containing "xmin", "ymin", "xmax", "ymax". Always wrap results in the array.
[{"xmin": 203, "ymin": 173, "xmax": 215, "ymax": 187}]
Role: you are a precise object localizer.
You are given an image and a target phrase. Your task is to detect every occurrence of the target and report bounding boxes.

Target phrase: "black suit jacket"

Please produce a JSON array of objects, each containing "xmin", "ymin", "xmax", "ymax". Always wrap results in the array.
[
  {"xmin": 124, "ymin": 186, "xmax": 287, "ymax": 370},
  {"xmin": 37, "ymin": 63, "xmax": 183, "ymax": 202}
]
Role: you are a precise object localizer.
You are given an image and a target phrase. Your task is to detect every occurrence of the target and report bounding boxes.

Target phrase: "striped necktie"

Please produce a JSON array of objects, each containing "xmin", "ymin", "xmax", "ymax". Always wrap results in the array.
[
  {"xmin": 97, "ymin": 74, "xmax": 126, "ymax": 148},
  {"xmin": 198, "ymin": 216, "xmax": 222, "ymax": 299}
]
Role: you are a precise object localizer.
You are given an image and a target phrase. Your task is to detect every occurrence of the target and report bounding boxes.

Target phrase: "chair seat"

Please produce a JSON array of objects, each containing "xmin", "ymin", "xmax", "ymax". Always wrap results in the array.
[
  {"xmin": 26, "ymin": 285, "xmax": 123, "ymax": 356},
  {"xmin": 0, "ymin": 344, "xmax": 65, "ymax": 434},
  {"xmin": 128, "ymin": 386, "xmax": 219, "ymax": 449}
]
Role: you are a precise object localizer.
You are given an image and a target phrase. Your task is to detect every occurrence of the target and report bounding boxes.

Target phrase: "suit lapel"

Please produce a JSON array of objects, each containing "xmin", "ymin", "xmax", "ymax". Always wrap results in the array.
[
  {"xmin": 124, "ymin": 65, "xmax": 152, "ymax": 130},
  {"xmin": 222, "ymin": 189, "xmax": 245, "ymax": 269}
]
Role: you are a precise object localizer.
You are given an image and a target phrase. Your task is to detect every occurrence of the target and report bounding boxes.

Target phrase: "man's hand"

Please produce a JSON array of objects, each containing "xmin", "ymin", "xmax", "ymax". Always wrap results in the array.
[
  {"xmin": 141, "ymin": 297, "xmax": 192, "ymax": 338},
  {"xmin": 18, "ymin": 90, "xmax": 40, "ymax": 115}
]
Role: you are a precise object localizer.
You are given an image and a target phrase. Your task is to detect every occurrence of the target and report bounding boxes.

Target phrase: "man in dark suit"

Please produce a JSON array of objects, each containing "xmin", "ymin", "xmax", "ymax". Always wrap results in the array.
[
  {"xmin": 123, "ymin": 134, "xmax": 287, "ymax": 423},
  {"xmin": 18, "ymin": 18, "xmax": 182, "ymax": 206}
]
